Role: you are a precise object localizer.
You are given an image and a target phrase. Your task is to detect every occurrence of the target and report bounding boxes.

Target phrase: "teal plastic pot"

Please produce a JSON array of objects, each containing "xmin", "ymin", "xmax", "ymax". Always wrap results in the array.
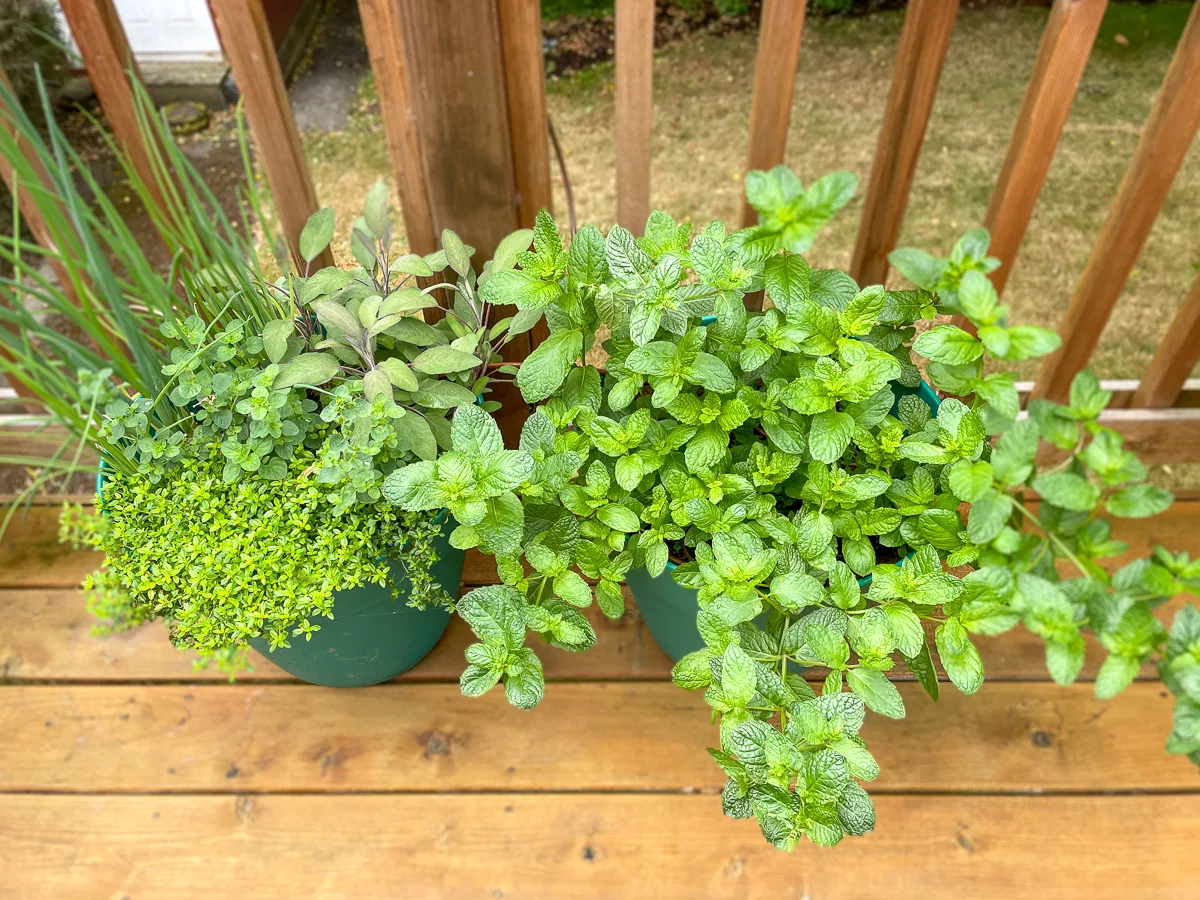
[
  {"xmin": 247, "ymin": 528, "xmax": 463, "ymax": 687},
  {"xmin": 627, "ymin": 563, "xmax": 705, "ymax": 663},
  {"xmin": 97, "ymin": 464, "xmax": 462, "ymax": 687},
  {"xmin": 628, "ymin": 378, "xmax": 941, "ymax": 662}
]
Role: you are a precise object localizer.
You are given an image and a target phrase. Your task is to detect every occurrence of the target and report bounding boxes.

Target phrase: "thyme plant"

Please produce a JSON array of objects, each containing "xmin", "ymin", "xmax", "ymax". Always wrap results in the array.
[{"xmin": 386, "ymin": 167, "xmax": 1200, "ymax": 848}]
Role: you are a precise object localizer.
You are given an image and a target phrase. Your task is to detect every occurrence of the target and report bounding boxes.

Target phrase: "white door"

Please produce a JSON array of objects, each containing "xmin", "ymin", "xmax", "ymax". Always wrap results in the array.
[{"xmin": 56, "ymin": 0, "xmax": 223, "ymax": 62}]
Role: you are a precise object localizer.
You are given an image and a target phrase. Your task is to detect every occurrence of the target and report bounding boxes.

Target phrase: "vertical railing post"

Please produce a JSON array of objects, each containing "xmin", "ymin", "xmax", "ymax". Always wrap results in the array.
[
  {"xmin": 740, "ymin": 0, "xmax": 808, "ymax": 229},
  {"xmin": 58, "ymin": 0, "xmax": 162, "ymax": 208},
  {"xmin": 1132, "ymin": 272, "xmax": 1200, "ymax": 409},
  {"xmin": 498, "ymin": 0, "xmax": 553, "ymax": 229},
  {"xmin": 1032, "ymin": 1, "xmax": 1200, "ymax": 403},
  {"xmin": 850, "ymin": 0, "xmax": 959, "ymax": 287},
  {"xmin": 979, "ymin": 0, "xmax": 1107, "ymax": 299},
  {"xmin": 615, "ymin": 0, "xmax": 655, "ymax": 233},
  {"xmin": 209, "ymin": 0, "xmax": 333, "ymax": 272},
  {"xmin": 357, "ymin": 0, "xmax": 438, "ymax": 258}
]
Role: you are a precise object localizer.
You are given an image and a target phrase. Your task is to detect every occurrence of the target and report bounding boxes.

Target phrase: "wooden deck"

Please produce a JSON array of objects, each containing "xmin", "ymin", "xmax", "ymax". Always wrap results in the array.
[{"xmin": 1, "ymin": 501, "xmax": 1199, "ymax": 899}]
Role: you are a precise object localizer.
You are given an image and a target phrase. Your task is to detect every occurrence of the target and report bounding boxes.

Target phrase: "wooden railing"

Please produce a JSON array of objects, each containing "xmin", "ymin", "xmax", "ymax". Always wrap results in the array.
[{"xmin": 4, "ymin": 0, "xmax": 1200, "ymax": 462}]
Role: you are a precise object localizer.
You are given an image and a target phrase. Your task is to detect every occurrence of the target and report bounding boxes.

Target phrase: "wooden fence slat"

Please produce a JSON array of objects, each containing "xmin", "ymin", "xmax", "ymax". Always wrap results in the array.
[
  {"xmin": 4, "ymin": 794, "xmax": 1199, "ymax": 899},
  {"xmin": 739, "ymin": 0, "xmax": 808, "ymax": 229},
  {"xmin": 57, "ymin": 0, "xmax": 161, "ymax": 207},
  {"xmin": 357, "ymin": 0, "xmax": 437, "ymax": 259},
  {"xmin": 1132, "ymin": 270, "xmax": 1200, "ymax": 408},
  {"xmin": 498, "ymin": 0, "xmax": 553, "ymax": 229},
  {"xmin": 1032, "ymin": 2, "xmax": 1200, "ymax": 404},
  {"xmin": 849, "ymin": 0, "xmax": 959, "ymax": 287},
  {"xmin": 497, "ymin": 0, "xmax": 553, "ymax": 352},
  {"xmin": 0, "ymin": 682, "xmax": 1189, "ymax": 793},
  {"xmin": 208, "ymin": 0, "xmax": 333, "ymax": 272},
  {"xmin": 392, "ymin": 0, "xmax": 530, "ymax": 361},
  {"xmin": 1029, "ymin": 407, "xmax": 1200, "ymax": 465},
  {"xmin": 1016, "ymin": 378, "xmax": 1200, "ymax": 410},
  {"xmin": 978, "ymin": 0, "xmax": 1107, "ymax": 300},
  {"xmin": 614, "ymin": 0, "xmax": 655, "ymax": 233}
]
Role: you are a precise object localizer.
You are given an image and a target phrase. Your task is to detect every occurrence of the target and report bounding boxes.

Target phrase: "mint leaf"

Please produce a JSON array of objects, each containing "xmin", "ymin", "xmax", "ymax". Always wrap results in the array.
[
  {"xmin": 516, "ymin": 329, "xmax": 583, "ymax": 403},
  {"xmin": 1032, "ymin": 472, "xmax": 1100, "ymax": 512},
  {"xmin": 847, "ymin": 667, "xmax": 905, "ymax": 719},
  {"xmin": 808, "ymin": 410, "xmax": 855, "ymax": 464},
  {"xmin": 935, "ymin": 618, "xmax": 984, "ymax": 695},
  {"xmin": 1107, "ymin": 484, "xmax": 1173, "ymax": 519},
  {"xmin": 913, "ymin": 325, "xmax": 983, "ymax": 365},
  {"xmin": 1095, "ymin": 653, "xmax": 1139, "ymax": 700}
]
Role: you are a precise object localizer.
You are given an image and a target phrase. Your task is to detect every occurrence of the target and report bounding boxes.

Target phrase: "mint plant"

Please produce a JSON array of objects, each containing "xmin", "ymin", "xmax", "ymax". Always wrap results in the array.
[{"xmin": 385, "ymin": 168, "xmax": 1200, "ymax": 849}]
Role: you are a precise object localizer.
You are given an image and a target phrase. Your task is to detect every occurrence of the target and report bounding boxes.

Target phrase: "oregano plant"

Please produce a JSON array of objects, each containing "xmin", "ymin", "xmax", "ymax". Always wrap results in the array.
[
  {"xmin": 385, "ymin": 167, "xmax": 1200, "ymax": 848},
  {"xmin": 67, "ymin": 180, "xmax": 550, "ymax": 669}
]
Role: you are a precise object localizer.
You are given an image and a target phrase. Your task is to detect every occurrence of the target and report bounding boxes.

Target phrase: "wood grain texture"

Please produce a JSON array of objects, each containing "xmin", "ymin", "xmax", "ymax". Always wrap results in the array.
[
  {"xmin": 1, "ymin": 587, "xmax": 1186, "ymax": 684},
  {"xmin": 739, "ymin": 0, "xmax": 807, "ymax": 229},
  {"xmin": 397, "ymin": 0, "xmax": 519, "ymax": 257},
  {"xmin": 497, "ymin": 0, "xmax": 553, "ymax": 352},
  {"xmin": 1062, "ymin": 407, "xmax": 1200, "ymax": 465},
  {"xmin": 1132, "ymin": 270, "xmax": 1200, "ymax": 408},
  {"xmin": 0, "ymin": 587, "xmax": 667, "ymax": 682},
  {"xmin": 7, "ymin": 498, "xmax": 1198, "ymax": 590},
  {"xmin": 395, "ymin": 0, "xmax": 528, "ymax": 356},
  {"xmin": 1032, "ymin": 1, "xmax": 1200, "ymax": 403},
  {"xmin": 0, "ymin": 682, "xmax": 1190, "ymax": 793},
  {"xmin": 850, "ymin": 0, "xmax": 959, "ymax": 287},
  {"xmin": 978, "ymin": 0, "xmax": 1107, "ymax": 299},
  {"xmin": 209, "ymin": 0, "xmax": 333, "ymax": 272},
  {"xmin": 57, "ymin": 0, "xmax": 161, "ymax": 208},
  {"xmin": 498, "ymin": 0, "xmax": 553, "ymax": 228},
  {"xmin": 615, "ymin": 0, "xmax": 655, "ymax": 232},
  {"xmin": 3, "ymin": 794, "xmax": 1198, "ymax": 899},
  {"xmin": 357, "ymin": 0, "xmax": 437, "ymax": 257}
]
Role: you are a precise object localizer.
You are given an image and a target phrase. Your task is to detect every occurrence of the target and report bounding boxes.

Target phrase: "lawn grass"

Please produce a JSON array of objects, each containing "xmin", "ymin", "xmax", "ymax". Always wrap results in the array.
[{"xmin": 302, "ymin": 3, "xmax": 1200, "ymax": 384}]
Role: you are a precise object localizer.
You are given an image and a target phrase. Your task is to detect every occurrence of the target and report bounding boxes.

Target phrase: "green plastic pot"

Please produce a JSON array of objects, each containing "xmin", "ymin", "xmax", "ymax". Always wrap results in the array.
[
  {"xmin": 247, "ymin": 527, "xmax": 463, "ymax": 687},
  {"xmin": 97, "ymin": 464, "xmax": 463, "ymax": 687},
  {"xmin": 628, "ymin": 378, "xmax": 941, "ymax": 663}
]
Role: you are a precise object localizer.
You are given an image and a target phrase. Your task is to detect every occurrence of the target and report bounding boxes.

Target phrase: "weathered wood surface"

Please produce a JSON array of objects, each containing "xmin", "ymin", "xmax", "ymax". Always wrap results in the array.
[
  {"xmin": 850, "ymin": 0, "xmax": 959, "ymax": 286},
  {"xmin": 1032, "ymin": 0, "xmax": 1200, "ymax": 403},
  {"xmin": 4, "ymin": 476, "xmax": 1200, "ymax": 897},
  {"xmin": 7, "ymin": 497, "xmax": 1198, "ymax": 590},
  {"xmin": 57, "ymin": 0, "xmax": 162, "ymax": 209},
  {"xmin": 979, "ymin": 0, "xmax": 1107, "ymax": 299},
  {"xmin": 740, "ymin": 0, "xmax": 808, "ymax": 229},
  {"xmin": 209, "ymin": 0, "xmax": 333, "ymax": 271},
  {"xmin": 0, "ymin": 587, "xmax": 1185, "ymax": 684},
  {"xmin": 1, "ymin": 682, "xmax": 1191, "ymax": 793},
  {"xmin": 357, "ymin": 0, "xmax": 438, "ymax": 257},
  {"xmin": 2, "ymin": 794, "xmax": 1198, "ymax": 900},
  {"xmin": 498, "ymin": 0, "xmax": 553, "ymax": 229},
  {"xmin": 614, "ymin": 0, "xmax": 656, "ymax": 232}
]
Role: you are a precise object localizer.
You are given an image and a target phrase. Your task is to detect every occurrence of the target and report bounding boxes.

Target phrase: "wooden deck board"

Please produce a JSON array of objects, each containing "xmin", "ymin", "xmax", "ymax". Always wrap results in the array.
[
  {"xmin": 7, "ymin": 499, "xmax": 1200, "ymax": 589},
  {"xmin": 1, "ymin": 587, "xmax": 1187, "ymax": 683},
  {"xmin": 4, "ymin": 499, "xmax": 1200, "ymax": 896},
  {"xmin": 0, "ymin": 682, "xmax": 1194, "ymax": 793},
  {"xmin": 2, "ymin": 794, "xmax": 1198, "ymax": 900}
]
